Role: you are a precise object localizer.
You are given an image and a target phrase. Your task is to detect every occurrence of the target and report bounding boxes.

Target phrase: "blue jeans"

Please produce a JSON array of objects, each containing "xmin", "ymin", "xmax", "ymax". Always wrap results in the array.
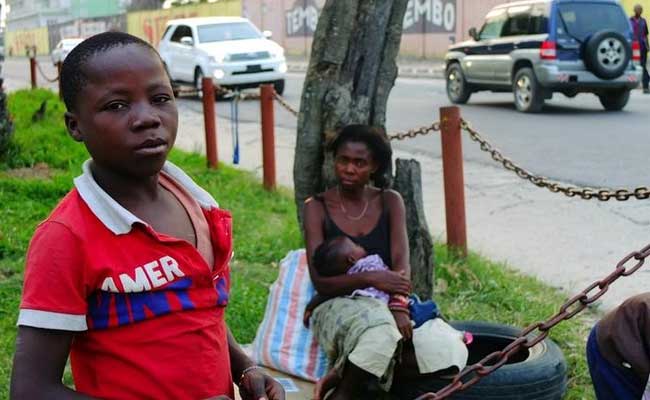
[{"xmin": 586, "ymin": 325, "xmax": 645, "ymax": 400}]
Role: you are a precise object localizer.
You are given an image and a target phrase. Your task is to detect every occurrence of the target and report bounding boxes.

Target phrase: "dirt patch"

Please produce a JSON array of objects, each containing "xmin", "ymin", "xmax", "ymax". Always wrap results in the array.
[{"xmin": 3, "ymin": 162, "xmax": 52, "ymax": 180}]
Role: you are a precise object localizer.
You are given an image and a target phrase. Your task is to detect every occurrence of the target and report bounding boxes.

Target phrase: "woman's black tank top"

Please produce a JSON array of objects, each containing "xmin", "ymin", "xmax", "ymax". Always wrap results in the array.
[{"xmin": 315, "ymin": 192, "xmax": 392, "ymax": 267}]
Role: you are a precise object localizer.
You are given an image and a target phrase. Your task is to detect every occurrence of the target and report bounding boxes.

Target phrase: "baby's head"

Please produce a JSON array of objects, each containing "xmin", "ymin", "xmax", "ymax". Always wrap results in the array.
[
  {"xmin": 61, "ymin": 31, "xmax": 178, "ymax": 179},
  {"xmin": 312, "ymin": 236, "xmax": 367, "ymax": 277}
]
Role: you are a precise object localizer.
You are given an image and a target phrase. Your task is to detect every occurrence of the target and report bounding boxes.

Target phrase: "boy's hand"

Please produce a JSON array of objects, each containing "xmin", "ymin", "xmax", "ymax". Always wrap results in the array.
[
  {"xmin": 239, "ymin": 370, "xmax": 285, "ymax": 400},
  {"xmin": 391, "ymin": 310, "xmax": 413, "ymax": 340}
]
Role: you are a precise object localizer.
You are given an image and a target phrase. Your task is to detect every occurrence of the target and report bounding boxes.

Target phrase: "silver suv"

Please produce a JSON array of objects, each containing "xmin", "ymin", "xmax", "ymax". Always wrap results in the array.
[{"xmin": 445, "ymin": 0, "xmax": 643, "ymax": 112}]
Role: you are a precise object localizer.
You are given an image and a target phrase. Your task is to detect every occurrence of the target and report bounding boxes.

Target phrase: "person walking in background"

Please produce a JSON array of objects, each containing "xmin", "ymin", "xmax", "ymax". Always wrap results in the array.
[{"xmin": 631, "ymin": 4, "xmax": 649, "ymax": 94}]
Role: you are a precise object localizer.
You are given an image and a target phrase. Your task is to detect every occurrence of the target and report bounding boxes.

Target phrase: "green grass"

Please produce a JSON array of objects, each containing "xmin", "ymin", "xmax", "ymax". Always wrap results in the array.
[{"xmin": 0, "ymin": 89, "xmax": 595, "ymax": 399}]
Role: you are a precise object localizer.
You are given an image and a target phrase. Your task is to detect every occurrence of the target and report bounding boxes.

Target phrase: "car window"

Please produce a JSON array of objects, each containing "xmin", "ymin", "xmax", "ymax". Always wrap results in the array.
[
  {"xmin": 479, "ymin": 9, "xmax": 507, "ymax": 40},
  {"xmin": 529, "ymin": 3, "xmax": 549, "ymax": 34},
  {"xmin": 162, "ymin": 25, "xmax": 173, "ymax": 41},
  {"xmin": 170, "ymin": 25, "xmax": 193, "ymax": 43},
  {"xmin": 502, "ymin": 6, "xmax": 531, "ymax": 37},
  {"xmin": 197, "ymin": 22, "xmax": 261, "ymax": 43},
  {"xmin": 557, "ymin": 3, "xmax": 628, "ymax": 40}
]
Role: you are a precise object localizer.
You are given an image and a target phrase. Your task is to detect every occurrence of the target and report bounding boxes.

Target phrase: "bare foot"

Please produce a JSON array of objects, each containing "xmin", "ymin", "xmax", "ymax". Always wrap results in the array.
[{"xmin": 313, "ymin": 369, "xmax": 340, "ymax": 400}]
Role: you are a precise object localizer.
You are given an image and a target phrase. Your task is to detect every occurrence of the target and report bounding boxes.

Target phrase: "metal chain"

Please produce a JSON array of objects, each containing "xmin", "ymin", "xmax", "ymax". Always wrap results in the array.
[
  {"xmin": 273, "ymin": 92, "xmax": 299, "ymax": 117},
  {"xmin": 388, "ymin": 122, "xmax": 441, "ymax": 141},
  {"xmin": 414, "ymin": 241, "xmax": 650, "ymax": 400},
  {"xmin": 35, "ymin": 60, "xmax": 59, "ymax": 83},
  {"xmin": 460, "ymin": 119, "xmax": 650, "ymax": 201}
]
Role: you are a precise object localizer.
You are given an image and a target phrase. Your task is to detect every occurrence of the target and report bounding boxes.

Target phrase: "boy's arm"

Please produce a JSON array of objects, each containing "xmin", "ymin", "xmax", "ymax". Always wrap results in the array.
[
  {"xmin": 11, "ymin": 327, "xmax": 96, "ymax": 399},
  {"xmin": 227, "ymin": 329, "xmax": 285, "ymax": 400}
]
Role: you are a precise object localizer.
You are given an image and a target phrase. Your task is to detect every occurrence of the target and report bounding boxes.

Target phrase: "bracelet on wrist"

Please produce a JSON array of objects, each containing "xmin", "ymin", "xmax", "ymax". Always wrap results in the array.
[
  {"xmin": 389, "ymin": 306, "xmax": 410, "ymax": 314},
  {"xmin": 237, "ymin": 365, "xmax": 261, "ymax": 387}
]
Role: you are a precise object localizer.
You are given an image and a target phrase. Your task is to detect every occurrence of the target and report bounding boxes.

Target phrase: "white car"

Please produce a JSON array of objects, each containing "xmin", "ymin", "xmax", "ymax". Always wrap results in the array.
[
  {"xmin": 51, "ymin": 38, "xmax": 84, "ymax": 65},
  {"xmin": 158, "ymin": 17, "xmax": 287, "ymax": 95}
]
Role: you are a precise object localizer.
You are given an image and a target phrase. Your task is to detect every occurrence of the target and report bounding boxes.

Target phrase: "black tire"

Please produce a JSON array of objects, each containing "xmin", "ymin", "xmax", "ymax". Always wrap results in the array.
[
  {"xmin": 390, "ymin": 321, "xmax": 567, "ymax": 400},
  {"xmin": 273, "ymin": 79, "xmax": 285, "ymax": 95},
  {"xmin": 513, "ymin": 67, "xmax": 544, "ymax": 113},
  {"xmin": 584, "ymin": 30, "xmax": 631, "ymax": 80},
  {"xmin": 194, "ymin": 68, "xmax": 205, "ymax": 98},
  {"xmin": 598, "ymin": 89, "xmax": 631, "ymax": 111},
  {"xmin": 446, "ymin": 63, "xmax": 472, "ymax": 104}
]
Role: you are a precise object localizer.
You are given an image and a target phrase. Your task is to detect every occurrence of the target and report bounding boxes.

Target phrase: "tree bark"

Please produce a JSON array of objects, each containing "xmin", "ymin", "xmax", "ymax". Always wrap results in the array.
[
  {"xmin": 393, "ymin": 159, "xmax": 435, "ymax": 300},
  {"xmin": 293, "ymin": 0, "xmax": 408, "ymax": 223}
]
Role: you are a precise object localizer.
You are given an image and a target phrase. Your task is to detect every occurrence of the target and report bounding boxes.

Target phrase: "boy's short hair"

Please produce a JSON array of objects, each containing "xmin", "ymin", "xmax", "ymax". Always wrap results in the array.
[
  {"xmin": 59, "ymin": 31, "xmax": 162, "ymax": 112},
  {"xmin": 312, "ymin": 237, "xmax": 347, "ymax": 277}
]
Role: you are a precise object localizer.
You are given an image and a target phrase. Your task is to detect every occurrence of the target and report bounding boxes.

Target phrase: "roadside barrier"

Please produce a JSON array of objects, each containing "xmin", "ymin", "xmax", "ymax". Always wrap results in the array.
[
  {"xmin": 416, "ymin": 241, "xmax": 650, "ymax": 399},
  {"xmin": 35, "ymin": 60, "xmax": 60, "ymax": 83},
  {"xmin": 201, "ymin": 78, "xmax": 218, "ymax": 169}
]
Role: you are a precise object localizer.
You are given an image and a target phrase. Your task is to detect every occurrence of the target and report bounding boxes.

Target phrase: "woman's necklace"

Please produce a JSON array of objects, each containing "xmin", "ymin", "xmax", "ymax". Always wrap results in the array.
[{"xmin": 337, "ymin": 186, "xmax": 369, "ymax": 221}]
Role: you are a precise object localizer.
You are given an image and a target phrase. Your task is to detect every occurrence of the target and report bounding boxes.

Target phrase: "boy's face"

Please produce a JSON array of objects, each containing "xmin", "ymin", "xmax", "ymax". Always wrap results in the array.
[{"xmin": 65, "ymin": 44, "xmax": 178, "ymax": 178}]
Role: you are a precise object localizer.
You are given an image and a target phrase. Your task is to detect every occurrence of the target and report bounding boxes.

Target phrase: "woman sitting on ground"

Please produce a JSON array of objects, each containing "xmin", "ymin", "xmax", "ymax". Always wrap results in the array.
[{"xmin": 302, "ymin": 125, "xmax": 415, "ymax": 399}]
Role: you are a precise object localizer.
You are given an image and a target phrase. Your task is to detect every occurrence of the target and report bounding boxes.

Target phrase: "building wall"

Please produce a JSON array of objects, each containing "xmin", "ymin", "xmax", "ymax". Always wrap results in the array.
[
  {"xmin": 70, "ymin": 0, "xmax": 125, "ymax": 20},
  {"xmin": 5, "ymin": 25, "xmax": 49, "ymax": 55},
  {"xmin": 127, "ymin": 0, "xmax": 241, "ymax": 46},
  {"xmin": 621, "ymin": 0, "xmax": 650, "ymax": 15},
  {"xmin": 242, "ymin": 0, "xmax": 504, "ymax": 59},
  {"xmin": 6, "ymin": 0, "xmax": 72, "ymax": 31}
]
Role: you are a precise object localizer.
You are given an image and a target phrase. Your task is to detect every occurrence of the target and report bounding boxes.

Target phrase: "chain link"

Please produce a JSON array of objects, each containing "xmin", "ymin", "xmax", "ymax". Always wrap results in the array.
[
  {"xmin": 35, "ymin": 60, "xmax": 59, "ymax": 83},
  {"xmin": 414, "ymin": 242, "xmax": 650, "ymax": 400},
  {"xmin": 460, "ymin": 119, "xmax": 650, "ymax": 201},
  {"xmin": 388, "ymin": 122, "xmax": 441, "ymax": 141},
  {"xmin": 272, "ymin": 92, "xmax": 299, "ymax": 117}
]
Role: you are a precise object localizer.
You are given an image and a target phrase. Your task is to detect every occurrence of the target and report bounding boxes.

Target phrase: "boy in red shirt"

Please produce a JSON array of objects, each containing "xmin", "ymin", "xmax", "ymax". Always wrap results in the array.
[{"xmin": 10, "ymin": 32, "xmax": 284, "ymax": 400}]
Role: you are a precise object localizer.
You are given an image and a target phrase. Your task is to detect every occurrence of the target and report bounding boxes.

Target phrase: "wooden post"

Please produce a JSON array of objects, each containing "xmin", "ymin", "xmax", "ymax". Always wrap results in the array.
[
  {"xmin": 202, "ymin": 77, "xmax": 218, "ymax": 169},
  {"xmin": 440, "ymin": 106, "xmax": 467, "ymax": 257},
  {"xmin": 29, "ymin": 57, "xmax": 37, "ymax": 89},
  {"xmin": 260, "ymin": 84, "xmax": 276, "ymax": 191}
]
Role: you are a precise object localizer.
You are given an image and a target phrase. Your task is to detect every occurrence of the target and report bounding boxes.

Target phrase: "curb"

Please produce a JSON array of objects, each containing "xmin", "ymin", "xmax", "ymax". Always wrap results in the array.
[{"xmin": 287, "ymin": 62, "xmax": 445, "ymax": 80}]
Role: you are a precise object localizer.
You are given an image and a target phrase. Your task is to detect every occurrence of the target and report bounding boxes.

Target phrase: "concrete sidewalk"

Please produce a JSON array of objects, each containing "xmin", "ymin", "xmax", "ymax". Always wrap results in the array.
[
  {"xmin": 174, "ymin": 96, "xmax": 649, "ymax": 314},
  {"xmin": 286, "ymin": 55, "xmax": 445, "ymax": 79}
]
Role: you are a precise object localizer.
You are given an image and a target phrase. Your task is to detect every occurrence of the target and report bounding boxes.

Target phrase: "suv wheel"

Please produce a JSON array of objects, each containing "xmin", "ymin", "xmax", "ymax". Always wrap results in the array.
[
  {"xmin": 446, "ymin": 63, "xmax": 471, "ymax": 104},
  {"xmin": 598, "ymin": 89, "xmax": 630, "ymax": 111},
  {"xmin": 513, "ymin": 68, "xmax": 544, "ymax": 113},
  {"xmin": 584, "ymin": 30, "xmax": 631, "ymax": 80}
]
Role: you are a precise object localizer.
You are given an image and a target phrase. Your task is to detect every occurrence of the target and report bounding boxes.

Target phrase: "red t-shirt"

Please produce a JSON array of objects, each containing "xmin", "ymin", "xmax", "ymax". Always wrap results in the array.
[{"xmin": 18, "ymin": 161, "xmax": 235, "ymax": 400}]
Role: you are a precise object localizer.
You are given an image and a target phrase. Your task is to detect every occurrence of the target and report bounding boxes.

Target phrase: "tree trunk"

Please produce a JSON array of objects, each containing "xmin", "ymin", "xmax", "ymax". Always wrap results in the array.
[
  {"xmin": 293, "ymin": 0, "xmax": 408, "ymax": 221},
  {"xmin": 393, "ymin": 159, "xmax": 434, "ymax": 300},
  {"xmin": 293, "ymin": 0, "xmax": 436, "ymax": 297}
]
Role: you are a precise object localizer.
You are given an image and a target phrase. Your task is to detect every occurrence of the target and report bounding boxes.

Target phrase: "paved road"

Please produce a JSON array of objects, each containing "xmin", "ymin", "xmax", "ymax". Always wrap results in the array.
[
  {"xmin": 7, "ymin": 57, "xmax": 648, "ymax": 189},
  {"xmin": 182, "ymin": 67, "xmax": 649, "ymax": 189}
]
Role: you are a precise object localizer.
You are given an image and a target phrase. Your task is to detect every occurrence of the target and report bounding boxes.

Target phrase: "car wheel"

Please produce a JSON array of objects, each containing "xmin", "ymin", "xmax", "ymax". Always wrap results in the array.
[
  {"xmin": 390, "ymin": 321, "xmax": 568, "ymax": 400},
  {"xmin": 598, "ymin": 89, "xmax": 630, "ymax": 111},
  {"xmin": 194, "ymin": 68, "xmax": 205, "ymax": 98},
  {"xmin": 273, "ymin": 79, "xmax": 285, "ymax": 96},
  {"xmin": 446, "ymin": 63, "xmax": 472, "ymax": 104},
  {"xmin": 584, "ymin": 30, "xmax": 631, "ymax": 80},
  {"xmin": 513, "ymin": 68, "xmax": 544, "ymax": 113}
]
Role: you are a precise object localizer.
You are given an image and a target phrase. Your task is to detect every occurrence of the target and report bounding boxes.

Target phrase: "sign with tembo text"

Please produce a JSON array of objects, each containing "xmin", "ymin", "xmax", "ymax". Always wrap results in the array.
[
  {"xmin": 284, "ymin": 0, "xmax": 457, "ymax": 37},
  {"xmin": 403, "ymin": 0, "xmax": 456, "ymax": 33}
]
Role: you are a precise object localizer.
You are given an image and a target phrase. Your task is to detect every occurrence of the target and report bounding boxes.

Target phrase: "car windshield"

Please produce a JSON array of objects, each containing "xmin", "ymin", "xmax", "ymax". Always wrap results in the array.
[
  {"xmin": 557, "ymin": 3, "xmax": 629, "ymax": 41},
  {"xmin": 197, "ymin": 22, "xmax": 261, "ymax": 43}
]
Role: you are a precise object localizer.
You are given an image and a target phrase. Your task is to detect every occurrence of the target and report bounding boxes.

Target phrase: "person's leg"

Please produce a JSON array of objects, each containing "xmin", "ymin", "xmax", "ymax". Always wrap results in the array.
[
  {"xmin": 327, "ymin": 361, "xmax": 373, "ymax": 400},
  {"xmin": 586, "ymin": 325, "xmax": 645, "ymax": 399},
  {"xmin": 641, "ymin": 47, "xmax": 649, "ymax": 91}
]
